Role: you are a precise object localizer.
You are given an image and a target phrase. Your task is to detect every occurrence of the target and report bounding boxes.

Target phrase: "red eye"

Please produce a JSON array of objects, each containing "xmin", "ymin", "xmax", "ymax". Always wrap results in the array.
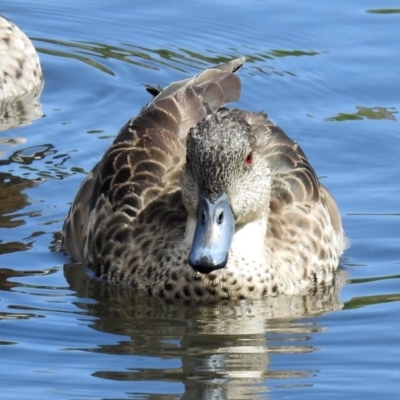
[{"xmin": 245, "ymin": 152, "xmax": 253, "ymax": 165}]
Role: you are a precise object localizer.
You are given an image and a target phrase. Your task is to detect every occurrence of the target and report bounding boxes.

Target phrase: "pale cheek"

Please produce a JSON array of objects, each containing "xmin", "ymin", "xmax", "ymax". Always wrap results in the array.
[
  {"xmin": 231, "ymin": 179, "xmax": 269, "ymax": 224},
  {"xmin": 230, "ymin": 194, "xmax": 257, "ymax": 224}
]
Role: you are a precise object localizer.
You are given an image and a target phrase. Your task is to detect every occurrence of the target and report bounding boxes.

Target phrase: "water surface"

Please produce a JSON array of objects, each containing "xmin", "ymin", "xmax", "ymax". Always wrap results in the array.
[{"xmin": 1, "ymin": 1, "xmax": 399, "ymax": 399}]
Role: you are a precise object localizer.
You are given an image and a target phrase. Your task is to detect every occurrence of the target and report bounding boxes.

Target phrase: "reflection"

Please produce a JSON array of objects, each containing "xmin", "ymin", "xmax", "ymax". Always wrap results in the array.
[
  {"xmin": 0, "ymin": 85, "xmax": 43, "ymax": 132},
  {"xmin": 345, "ymin": 273, "xmax": 400, "ymax": 309},
  {"xmin": 0, "ymin": 171, "xmax": 36, "ymax": 255},
  {"xmin": 65, "ymin": 263, "xmax": 346, "ymax": 399},
  {"xmin": 35, "ymin": 38, "xmax": 198, "ymax": 74},
  {"xmin": 0, "ymin": 143, "xmax": 55, "ymax": 166},
  {"xmin": 34, "ymin": 38, "xmax": 318, "ymax": 80},
  {"xmin": 0, "ymin": 143, "xmax": 71, "ymax": 255},
  {"xmin": 326, "ymin": 106, "xmax": 397, "ymax": 122},
  {"xmin": 0, "ymin": 240, "xmax": 32, "ymax": 255},
  {"xmin": 0, "ymin": 267, "xmax": 58, "ymax": 320},
  {"xmin": 0, "ymin": 137, "xmax": 27, "ymax": 158},
  {"xmin": 366, "ymin": 9, "xmax": 400, "ymax": 14},
  {"xmin": 0, "ymin": 143, "xmax": 72, "ymax": 180},
  {"xmin": 0, "ymin": 141, "xmax": 71, "ymax": 255},
  {"xmin": 270, "ymin": 49, "xmax": 319, "ymax": 57},
  {"xmin": 345, "ymin": 291, "xmax": 400, "ymax": 309}
]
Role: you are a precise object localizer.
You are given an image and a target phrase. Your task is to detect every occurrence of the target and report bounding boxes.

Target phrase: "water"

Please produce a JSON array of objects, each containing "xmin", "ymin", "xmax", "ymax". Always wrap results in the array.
[{"xmin": 1, "ymin": 0, "xmax": 399, "ymax": 398}]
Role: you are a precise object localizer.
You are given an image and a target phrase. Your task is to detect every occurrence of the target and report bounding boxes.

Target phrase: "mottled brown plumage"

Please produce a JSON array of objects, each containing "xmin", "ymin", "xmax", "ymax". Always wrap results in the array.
[{"xmin": 62, "ymin": 57, "xmax": 346, "ymax": 301}]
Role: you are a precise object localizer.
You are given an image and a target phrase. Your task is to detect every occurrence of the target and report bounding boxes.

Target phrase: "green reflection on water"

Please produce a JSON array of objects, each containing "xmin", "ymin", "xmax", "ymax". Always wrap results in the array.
[
  {"xmin": 344, "ymin": 292, "xmax": 400, "ymax": 309},
  {"xmin": 367, "ymin": 9, "xmax": 400, "ymax": 14},
  {"xmin": 34, "ymin": 38, "xmax": 201, "ymax": 74},
  {"xmin": 33, "ymin": 37, "xmax": 319, "ymax": 80},
  {"xmin": 350, "ymin": 273, "xmax": 400, "ymax": 285},
  {"xmin": 270, "ymin": 49, "xmax": 319, "ymax": 57},
  {"xmin": 345, "ymin": 274, "xmax": 400, "ymax": 309},
  {"xmin": 326, "ymin": 106, "xmax": 397, "ymax": 122}
]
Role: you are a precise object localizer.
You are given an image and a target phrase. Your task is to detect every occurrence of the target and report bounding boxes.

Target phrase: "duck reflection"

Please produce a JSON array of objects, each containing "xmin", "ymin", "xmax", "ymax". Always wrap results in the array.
[
  {"xmin": 65, "ymin": 263, "xmax": 345, "ymax": 399},
  {"xmin": 0, "ymin": 171, "xmax": 36, "ymax": 254},
  {"xmin": 0, "ymin": 84, "xmax": 43, "ymax": 132},
  {"xmin": 0, "ymin": 143, "xmax": 69, "ymax": 253},
  {"xmin": 0, "ymin": 267, "xmax": 57, "ymax": 320}
]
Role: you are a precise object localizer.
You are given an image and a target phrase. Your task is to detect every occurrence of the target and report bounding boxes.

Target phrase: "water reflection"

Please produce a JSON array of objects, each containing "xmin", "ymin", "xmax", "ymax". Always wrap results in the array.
[
  {"xmin": 326, "ymin": 106, "xmax": 397, "ymax": 122},
  {"xmin": 0, "ymin": 143, "xmax": 55, "ymax": 166},
  {"xmin": 366, "ymin": 8, "xmax": 400, "ymax": 14},
  {"xmin": 65, "ymin": 263, "xmax": 345, "ymax": 399},
  {"xmin": 0, "ymin": 146, "xmax": 47, "ymax": 254},
  {"xmin": 0, "ymin": 141, "xmax": 72, "ymax": 254},
  {"xmin": 0, "ymin": 267, "xmax": 57, "ymax": 320},
  {"xmin": 345, "ymin": 273, "xmax": 400, "ymax": 309},
  {"xmin": 0, "ymin": 85, "xmax": 43, "ymax": 132},
  {"xmin": 0, "ymin": 142, "xmax": 72, "ymax": 180},
  {"xmin": 34, "ymin": 37, "xmax": 320, "ymax": 80},
  {"xmin": 0, "ymin": 171, "xmax": 36, "ymax": 254}
]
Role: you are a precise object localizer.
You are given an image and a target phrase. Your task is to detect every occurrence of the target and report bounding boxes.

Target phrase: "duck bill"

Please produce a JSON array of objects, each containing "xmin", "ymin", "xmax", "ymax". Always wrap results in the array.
[{"xmin": 189, "ymin": 192, "xmax": 235, "ymax": 274}]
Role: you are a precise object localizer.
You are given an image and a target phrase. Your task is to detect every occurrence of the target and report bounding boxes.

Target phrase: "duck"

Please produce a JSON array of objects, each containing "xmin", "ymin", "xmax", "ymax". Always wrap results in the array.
[
  {"xmin": 62, "ymin": 57, "xmax": 346, "ymax": 301},
  {"xmin": 0, "ymin": 16, "xmax": 43, "ymax": 99}
]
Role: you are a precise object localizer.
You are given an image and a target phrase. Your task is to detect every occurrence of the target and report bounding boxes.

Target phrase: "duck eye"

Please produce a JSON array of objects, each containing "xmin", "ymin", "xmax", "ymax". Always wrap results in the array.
[{"xmin": 245, "ymin": 152, "xmax": 253, "ymax": 165}]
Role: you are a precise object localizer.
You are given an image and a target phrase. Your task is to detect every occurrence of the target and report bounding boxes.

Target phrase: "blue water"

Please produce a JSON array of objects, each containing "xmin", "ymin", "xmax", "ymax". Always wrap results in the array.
[{"xmin": 1, "ymin": 0, "xmax": 399, "ymax": 399}]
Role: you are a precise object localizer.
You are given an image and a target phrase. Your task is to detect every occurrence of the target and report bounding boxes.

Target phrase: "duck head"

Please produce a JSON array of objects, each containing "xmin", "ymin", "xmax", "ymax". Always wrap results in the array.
[{"xmin": 181, "ymin": 111, "xmax": 271, "ymax": 274}]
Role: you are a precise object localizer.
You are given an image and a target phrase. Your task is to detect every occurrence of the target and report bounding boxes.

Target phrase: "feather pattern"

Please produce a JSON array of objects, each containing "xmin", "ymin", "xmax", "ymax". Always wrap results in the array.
[
  {"xmin": 0, "ymin": 16, "xmax": 43, "ymax": 99},
  {"xmin": 63, "ymin": 57, "xmax": 346, "ymax": 301}
]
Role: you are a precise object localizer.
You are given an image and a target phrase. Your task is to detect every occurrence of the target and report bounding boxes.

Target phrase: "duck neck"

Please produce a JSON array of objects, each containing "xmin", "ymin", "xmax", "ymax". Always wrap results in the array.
[{"xmin": 230, "ymin": 214, "xmax": 268, "ymax": 261}]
